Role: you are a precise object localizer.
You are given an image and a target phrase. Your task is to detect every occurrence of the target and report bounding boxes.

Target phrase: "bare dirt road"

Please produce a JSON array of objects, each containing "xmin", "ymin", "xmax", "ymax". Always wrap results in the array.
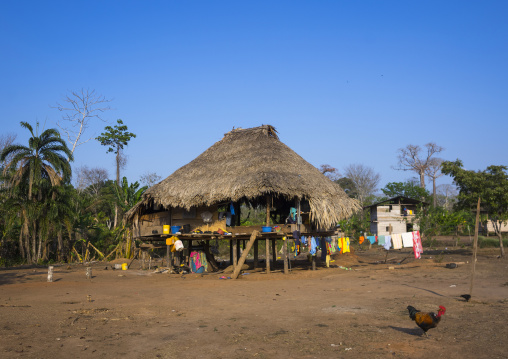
[{"xmin": 1, "ymin": 246, "xmax": 507, "ymax": 359}]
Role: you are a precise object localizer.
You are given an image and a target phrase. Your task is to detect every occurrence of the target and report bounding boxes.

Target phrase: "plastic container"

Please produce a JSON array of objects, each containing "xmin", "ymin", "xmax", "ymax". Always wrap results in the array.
[
  {"xmin": 261, "ymin": 226, "xmax": 272, "ymax": 233},
  {"xmin": 121, "ymin": 263, "xmax": 128, "ymax": 270},
  {"xmin": 171, "ymin": 225, "xmax": 181, "ymax": 234},
  {"xmin": 163, "ymin": 225, "xmax": 170, "ymax": 234}
]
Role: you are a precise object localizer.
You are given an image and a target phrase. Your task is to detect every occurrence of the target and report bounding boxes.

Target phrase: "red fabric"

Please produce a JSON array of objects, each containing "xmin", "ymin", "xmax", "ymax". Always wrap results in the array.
[{"xmin": 412, "ymin": 231, "xmax": 423, "ymax": 259}]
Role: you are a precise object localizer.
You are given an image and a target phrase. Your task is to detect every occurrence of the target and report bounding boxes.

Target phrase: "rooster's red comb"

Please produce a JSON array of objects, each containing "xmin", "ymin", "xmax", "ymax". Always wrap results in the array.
[{"xmin": 439, "ymin": 306, "xmax": 446, "ymax": 311}]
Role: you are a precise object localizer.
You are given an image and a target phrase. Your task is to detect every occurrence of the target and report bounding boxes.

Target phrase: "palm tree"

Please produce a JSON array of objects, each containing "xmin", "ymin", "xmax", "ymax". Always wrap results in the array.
[
  {"xmin": 1, "ymin": 122, "xmax": 73, "ymax": 200},
  {"xmin": 0, "ymin": 122, "xmax": 73, "ymax": 263}
]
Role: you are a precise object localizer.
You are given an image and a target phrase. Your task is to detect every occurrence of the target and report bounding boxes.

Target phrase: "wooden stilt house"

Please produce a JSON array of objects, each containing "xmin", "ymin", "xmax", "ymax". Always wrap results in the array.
[{"xmin": 125, "ymin": 125, "xmax": 360, "ymax": 275}]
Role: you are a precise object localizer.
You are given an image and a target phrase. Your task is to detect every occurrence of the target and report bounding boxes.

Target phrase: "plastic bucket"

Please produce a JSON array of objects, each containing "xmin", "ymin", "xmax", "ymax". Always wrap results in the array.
[
  {"xmin": 261, "ymin": 226, "xmax": 272, "ymax": 233},
  {"xmin": 171, "ymin": 225, "xmax": 181, "ymax": 234},
  {"xmin": 163, "ymin": 225, "xmax": 170, "ymax": 234},
  {"xmin": 121, "ymin": 263, "xmax": 128, "ymax": 270}
]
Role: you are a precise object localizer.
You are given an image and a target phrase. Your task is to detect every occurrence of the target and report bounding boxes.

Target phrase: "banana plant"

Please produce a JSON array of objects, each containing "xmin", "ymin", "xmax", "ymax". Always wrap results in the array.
[{"xmin": 113, "ymin": 176, "xmax": 147, "ymax": 212}]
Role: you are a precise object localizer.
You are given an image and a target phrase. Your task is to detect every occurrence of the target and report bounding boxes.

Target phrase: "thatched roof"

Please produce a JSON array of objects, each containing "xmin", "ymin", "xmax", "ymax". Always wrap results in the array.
[{"xmin": 126, "ymin": 125, "xmax": 360, "ymax": 228}]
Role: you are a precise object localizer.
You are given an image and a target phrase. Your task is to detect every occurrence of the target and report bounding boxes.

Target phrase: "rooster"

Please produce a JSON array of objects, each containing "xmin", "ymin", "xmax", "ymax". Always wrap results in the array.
[{"xmin": 407, "ymin": 305, "xmax": 446, "ymax": 336}]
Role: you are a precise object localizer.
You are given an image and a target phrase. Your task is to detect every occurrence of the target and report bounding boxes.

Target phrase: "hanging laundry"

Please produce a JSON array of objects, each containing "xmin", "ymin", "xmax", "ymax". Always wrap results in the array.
[
  {"xmin": 367, "ymin": 236, "xmax": 376, "ymax": 244},
  {"xmin": 310, "ymin": 237, "xmax": 317, "ymax": 255},
  {"xmin": 342, "ymin": 237, "xmax": 350, "ymax": 253},
  {"xmin": 392, "ymin": 233, "xmax": 403, "ymax": 249},
  {"xmin": 377, "ymin": 235, "xmax": 385, "ymax": 245},
  {"xmin": 359, "ymin": 236, "xmax": 365, "ymax": 244},
  {"xmin": 320, "ymin": 238, "xmax": 327, "ymax": 261},
  {"xmin": 301, "ymin": 236, "xmax": 307, "ymax": 246},
  {"xmin": 230, "ymin": 202, "xmax": 235, "ymax": 215},
  {"xmin": 401, "ymin": 232, "xmax": 413, "ymax": 248},
  {"xmin": 383, "ymin": 235, "xmax": 392, "ymax": 250},
  {"xmin": 412, "ymin": 231, "xmax": 423, "ymax": 259}
]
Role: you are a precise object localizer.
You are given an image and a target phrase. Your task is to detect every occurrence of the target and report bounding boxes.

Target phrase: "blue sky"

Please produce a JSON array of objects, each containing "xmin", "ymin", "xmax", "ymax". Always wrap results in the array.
[{"xmin": 1, "ymin": 1, "xmax": 507, "ymax": 192}]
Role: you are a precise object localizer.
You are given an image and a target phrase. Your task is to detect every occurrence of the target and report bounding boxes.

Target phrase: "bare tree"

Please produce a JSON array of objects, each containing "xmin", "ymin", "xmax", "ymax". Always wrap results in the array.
[
  {"xmin": 139, "ymin": 171, "xmax": 162, "ymax": 188},
  {"xmin": 436, "ymin": 184, "xmax": 458, "ymax": 210},
  {"xmin": 75, "ymin": 165, "xmax": 109, "ymax": 197},
  {"xmin": 319, "ymin": 164, "xmax": 340, "ymax": 181},
  {"xmin": 395, "ymin": 143, "xmax": 444, "ymax": 189},
  {"xmin": 343, "ymin": 164, "xmax": 381, "ymax": 206},
  {"xmin": 425, "ymin": 157, "xmax": 444, "ymax": 206},
  {"xmin": 53, "ymin": 89, "xmax": 112, "ymax": 154}
]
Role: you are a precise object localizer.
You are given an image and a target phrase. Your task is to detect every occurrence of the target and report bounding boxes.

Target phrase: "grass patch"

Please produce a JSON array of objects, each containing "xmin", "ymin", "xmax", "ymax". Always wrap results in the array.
[{"xmin": 478, "ymin": 236, "xmax": 508, "ymax": 248}]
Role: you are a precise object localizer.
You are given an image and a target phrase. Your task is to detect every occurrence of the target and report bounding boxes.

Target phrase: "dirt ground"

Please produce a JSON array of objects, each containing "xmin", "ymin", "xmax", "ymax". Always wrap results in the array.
[{"xmin": 1, "ymin": 241, "xmax": 507, "ymax": 359}]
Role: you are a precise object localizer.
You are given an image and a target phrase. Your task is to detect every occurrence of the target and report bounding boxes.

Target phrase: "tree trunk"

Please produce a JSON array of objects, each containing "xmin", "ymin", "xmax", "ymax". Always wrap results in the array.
[
  {"xmin": 495, "ymin": 221, "xmax": 505, "ymax": 257},
  {"xmin": 23, "ymin": 220, "xmax": 31, "ymax": 264},
  {"xmin": 114, "ymin": 206, "xmax": 118, "ymax": 229},
  {"xmin": 57, "ymin": 230, "xmax": 63, "ymax": 262},
  {"xmin": 432, "ymin": 176, "xmax": 437, "ymax": 207},
  {"xmin": 32, "ymin": 222, "xmax": 37, "ymax": 263},
  {"xmin": 18, "ymin": 227, "xmax": 25, "ymax": 260},
  {"xmin": 497, "ymin": 231, "xmax": 505, "ymax": 257},
  {"xmin": 419, "ymin": 170, "xmax": 426, "ymax": 189},
  {"xmin": 36, "ymin": 224, "xmax": 43, "ymax": 263},
  {"xmin": 114, "ymin": 149, "xmax": 121, "ymax": 228}
]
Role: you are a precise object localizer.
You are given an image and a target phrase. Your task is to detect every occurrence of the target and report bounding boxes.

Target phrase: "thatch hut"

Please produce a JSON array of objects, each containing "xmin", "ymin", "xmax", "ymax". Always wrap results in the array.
[{"xmin": 126, "ymin": 125, "xmax": 359, "ymax": 275}]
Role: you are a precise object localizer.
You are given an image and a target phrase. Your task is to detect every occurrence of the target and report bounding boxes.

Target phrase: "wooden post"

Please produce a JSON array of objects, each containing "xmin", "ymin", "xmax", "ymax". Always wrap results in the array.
[
  {"xmin": 272, "ymin": 239, "xmax": 277, "ymax": 269},
  {"xmin": 232, "ymin": 231, "xmax": 259, "ymax": 279},
  {"xmin": 469, "ymin": 197, "xmax": 481, "ymax": 297},
  {"xmin": 232, "ymin": 239, "xmax": 238, "ymax": 271},
  {"xmin": 266, "ymin": 193, "xmax": 272, "ymax": 270},
  {"xmin": 47, "ymin": 266, "xmax": 54, "ymax": 282},
  {"xmin": 266, "ymin": 195, "xmax": 270, "ymax": 227},
  {"xmin": 186, "ymin": 240, "xmax": 191, "ymax": 267},
  {"xmin": 167, "ymin": 244, "xmax": 170, "ymax": 267},
  {"xmin": 265, "ymin": 238, "xmax": 270, "ymax": 274},
  {"xmin": 229, "ymin": 239, "xmax": 233, "ymax": 265},
  {"xmin": 297, "ymin": 199, "xmax": 301, "ymax": 232},
  {"xmin": 312, "ymin": 256, "xmax": 316, "ymax": 271},
  {"xmin": 86, "ymin": 267, "xmax": 92, "ymax": 281},
  {"xmin": 283, "ymin": 237, "xmax": 288, "ymax": 274},
  {"xmin": 254, "ymin": 239, "xmax": 259, "ymax": 268}
]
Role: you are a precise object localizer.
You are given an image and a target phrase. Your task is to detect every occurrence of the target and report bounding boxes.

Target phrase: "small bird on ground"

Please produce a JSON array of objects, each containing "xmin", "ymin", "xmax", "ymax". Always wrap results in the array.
[
  {"xmin": 460, "ymin": 294, "xmax": 471, "ymax": 302},
  {"xmin": 407, "ymin": 305, "xmax": 446, "ymax": 336}
]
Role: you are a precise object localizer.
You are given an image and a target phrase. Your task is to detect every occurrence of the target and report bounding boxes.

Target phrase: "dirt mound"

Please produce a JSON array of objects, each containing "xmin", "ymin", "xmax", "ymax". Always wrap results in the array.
[{"xmin": 108, "ymin": 258, "xmax": 130, "ymax": 265}]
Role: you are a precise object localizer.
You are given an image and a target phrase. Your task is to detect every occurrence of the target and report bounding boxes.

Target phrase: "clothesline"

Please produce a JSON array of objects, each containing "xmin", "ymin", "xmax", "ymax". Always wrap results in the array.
[{"xmin": 360, "ymin": 231, "xmax": 424, "ymax": 259}]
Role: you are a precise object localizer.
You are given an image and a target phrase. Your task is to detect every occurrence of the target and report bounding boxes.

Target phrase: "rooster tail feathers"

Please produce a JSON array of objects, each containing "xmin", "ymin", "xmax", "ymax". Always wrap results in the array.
[{"xmin": 407, "ymin": 305, "xmax": 418, "ymax": 320}]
